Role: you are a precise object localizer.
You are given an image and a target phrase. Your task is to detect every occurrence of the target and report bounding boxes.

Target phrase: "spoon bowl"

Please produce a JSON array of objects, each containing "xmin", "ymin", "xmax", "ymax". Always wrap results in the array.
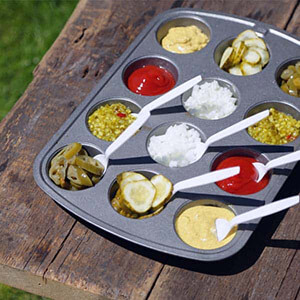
[
  {"xmin": 194, "ymin": 109, "xmax": 270, "ymax": 161},
  {"xmin": 253, "ymin": 150, "xmax": 300, "ymax": 182},
  {"xmin": 216, "ymin": 195, "xmax": 299, "ymax": 241}
]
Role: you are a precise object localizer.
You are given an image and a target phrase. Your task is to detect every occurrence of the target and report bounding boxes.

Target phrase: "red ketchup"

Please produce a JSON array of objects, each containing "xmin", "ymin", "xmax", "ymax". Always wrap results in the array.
[
  {"xmin": 215, "ymin": 156, "xmax": 270, "ymax": 195},
  {"xmin": 127, "ymin": 65, "xmax": 176, "ymax": 96}
]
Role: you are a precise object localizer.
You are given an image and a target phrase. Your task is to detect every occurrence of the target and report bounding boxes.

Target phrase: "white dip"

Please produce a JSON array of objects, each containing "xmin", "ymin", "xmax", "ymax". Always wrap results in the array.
[
  {"xmin": 148, "ymin": 123, "xmax": 202, "ymax": 167},
  {"xmin": 184, "ymin": 80, "xmax": 237, "ymax": 120}
]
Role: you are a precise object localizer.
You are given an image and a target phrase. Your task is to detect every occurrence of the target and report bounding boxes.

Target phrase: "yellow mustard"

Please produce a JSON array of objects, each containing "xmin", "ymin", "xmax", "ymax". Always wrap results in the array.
[
  {"xmin": 161, "ymin": 25, "xmax": 209, "ymax": 54},
  {"xmin": 175, "ymin": 204, "xmax": 237, "ymax": 250}
]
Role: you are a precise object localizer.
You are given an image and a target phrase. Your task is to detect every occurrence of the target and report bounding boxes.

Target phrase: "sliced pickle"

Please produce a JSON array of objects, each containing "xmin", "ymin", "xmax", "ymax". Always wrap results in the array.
[
  {"xmin": 111, "ymin": 189, "xmax": 133, "ymax": 215},
  {"xmin": 67, "ymin": 165, "xmax": 93, "ymax": 187},
  {"xmin": 219, "ymin": 47, "xmax": 234, "ymax": 69},
  {"xmin": 229, "ymin": 65, "xmax": 243, "ymax": 76},
  {"xmin": 244, "ymin": 38, "xmax": 267, "ymax": 50},
  {"xmin": 75, "ymin": 155, "xmax": 104, "ymax": 175},
  {"xmin": 112, "ymin": 190, "xmax": 139, "ymax": 218},
  {"xmin": 232, "ymin": 29, "xmax": 258, "ymax": 47},
  {"xmin": 249, "ymin": 47, "xmax": 269, "ymax": 67},
  {"xmin": 241, "ymin": 62, "xmax": 262, "ymax": 75},
  {"xmin": 242, "ymin": 48, "xmax": 261, "ymax": 65},
  {"xmin": 111, "ymin": 189, "xmax": 123, "ymax": 211},
  {"xmin": 122, "ymin": 180, "xmax": 156, "ymax": 213},
  {"xmin": 232, "ymin": 41, "xmax": 246, "ymax": 65},
  {"xmin": 117, "ymin": 171, "xmax": 138, "ymax": 185},
  {"xmin": 119, "ymin": 172, "xmax": 147, "ymax": 190},
  {"xmin": 150, "ymin": 174, "xmax": 173, "ymax": 209},
  {"xmin": 63, "ymin": 142, "xmax": 82, "ymax": 160},
  {"xmin": 139, "ymin": 206, "xmax": 164, "ymax": 219}
]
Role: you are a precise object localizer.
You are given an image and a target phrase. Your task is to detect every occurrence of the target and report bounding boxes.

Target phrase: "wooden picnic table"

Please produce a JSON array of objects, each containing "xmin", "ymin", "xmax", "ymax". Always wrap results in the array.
[{"xmin": 0, "ymin": 0, "xmax": 299, "ymax": 299}]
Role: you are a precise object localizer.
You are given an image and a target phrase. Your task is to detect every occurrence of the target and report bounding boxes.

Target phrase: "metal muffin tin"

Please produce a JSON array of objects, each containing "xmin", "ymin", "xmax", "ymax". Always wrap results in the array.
[{"xmin": 33, "ymin": 8, "xmax": 300, "ymax": 261}]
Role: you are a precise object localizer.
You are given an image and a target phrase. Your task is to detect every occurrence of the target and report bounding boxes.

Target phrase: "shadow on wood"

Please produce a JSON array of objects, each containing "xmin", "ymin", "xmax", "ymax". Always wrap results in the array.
[{"xmin": 55, "ymin": 162, "xmax": 300, "ymax": 276}]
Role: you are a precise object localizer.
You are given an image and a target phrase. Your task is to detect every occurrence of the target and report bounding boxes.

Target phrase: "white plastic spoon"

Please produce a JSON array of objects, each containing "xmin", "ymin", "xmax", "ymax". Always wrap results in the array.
[
  {"xmin": 94, "ymin": 75, "xmax": 203, "ymax": 170},
  {"xmin": 143, "ymin": 75, "xmax": 202, "ymax": 112},
  {"xmin": 172, "ymin": 166, "xmax": 240, "ymax": 196},
  {"xmin": 215, "ymin": 195, "xmax": 299, "ymax": 241},
  {"xmin": 253, "ymin": 150, "xmax": 300, "ymax": 182},
  {"xmin": 195, "ymin": 109, "xmax": 270, "ymax": 160}
]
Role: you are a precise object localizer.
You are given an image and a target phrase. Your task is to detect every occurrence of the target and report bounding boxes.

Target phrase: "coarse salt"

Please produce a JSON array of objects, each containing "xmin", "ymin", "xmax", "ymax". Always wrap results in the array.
[
  {"xmin": 148, "ymin": 123, "xmax": 202, "ymax": 167},
  {"xmin": 184, "ymin": 80, "xmax": 237, "ymax": 120}
]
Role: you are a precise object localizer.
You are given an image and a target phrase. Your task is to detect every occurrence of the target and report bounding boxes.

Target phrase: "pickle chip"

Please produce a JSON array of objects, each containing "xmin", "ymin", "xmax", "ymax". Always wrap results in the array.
[
  {"xmin": 139, "ymin": 206, "xmax": 164, "ymax": 219},
  {"xmin": 232, "ymin": 41, "xmax": 246, "ymax": 65},
  {"xmin": 232, "ymin": 29, "xmax": 258, "ymax": 47},
  {"xmin": 119, "ymin": 172, "xmax": 147, "ymax": 190},
  {"xmin": 229, "ymin": 65, "xmax": 243, "ymax": 76},
  {"xmin": 150, "ymin": 174, "xmax": 173, "ymax": 209},
  {"xmin": 249, "ymin": 47, "xmax": 269, "ymax": 67},
  {"xmin": 244, "ymin": 38, "xmax": 267, "ymax": 50},
  {"xmin": 242, "ymin": 48, "xmax": 261, "ymax": 65},
  {"xmin": 219, "ymin": 29, "xmax": 269, "ymax": 76},
  {"xmin": 117, "ymin": 171, "xmax": 139, "ymax": 184},
  {"xmin": 122, "ymin": 180, "xmax": 156, "ymax": 213},
  {"xmin": 219, "ymin": 46, "xmax": 234, "ymax": 69},
  {"xmin": 63, "ymin": 142, "xmax": 82, "ymax": 160},
  {"xmin": 241, "ymin": 62, "xmax": 262, "ymax": 75}
]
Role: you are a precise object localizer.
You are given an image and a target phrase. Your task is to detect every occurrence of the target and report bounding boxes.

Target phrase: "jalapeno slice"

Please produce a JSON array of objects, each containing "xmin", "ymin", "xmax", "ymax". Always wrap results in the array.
[
  {"xmin": 49, "ymin": 142, "xmax": 103, "ymax": 190},
  {"xmin": 67, "ymin": 165, "xmax": 93, "ymax": 187},
  {"xmin": 63, "ymin": 142, "xmax": 82, "ymax": 160},
  {"xmin": 75, "ymin": 155, "xmax": 104, "ymax": 175},
  {"xmin": 49, "ymin": 157, "xmax": 68, "ymax": 186}
]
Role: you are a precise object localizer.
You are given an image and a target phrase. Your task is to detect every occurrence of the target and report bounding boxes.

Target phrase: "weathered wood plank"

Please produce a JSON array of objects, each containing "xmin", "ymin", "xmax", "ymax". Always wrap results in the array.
[
  {"xmin": 183, "ymin": 0, "xmax": 297, "ymax": 29},
  {"xmin": 286, "ymin": 2, "xmax": 300, "ymax": 36},
  {"xmin": 0, "ymin": 0, "xmax": 299, "ymax": 299},
  {"xmin": 0, "ymin": 0, "xmax": 175, "ymax": 298}
]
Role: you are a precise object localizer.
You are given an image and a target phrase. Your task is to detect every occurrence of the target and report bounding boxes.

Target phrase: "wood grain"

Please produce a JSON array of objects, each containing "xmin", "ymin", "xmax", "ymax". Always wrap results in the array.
[
  {"xmin": 0, "ymin": 0, "xmax": 175, "ymax": 298},
  {"xmin": 0, "ymin": 0, "xmax": 299, "ymax": 299}
]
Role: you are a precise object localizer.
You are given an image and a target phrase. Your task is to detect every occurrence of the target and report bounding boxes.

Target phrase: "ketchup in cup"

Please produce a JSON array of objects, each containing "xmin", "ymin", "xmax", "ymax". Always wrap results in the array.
[
  {"xmin": 127, "ymin": 65, "xmax": 175, "ymax": 96},
  {"xmin": 215, "ymin": 156, "xmax": 270, "ymax": 195}
]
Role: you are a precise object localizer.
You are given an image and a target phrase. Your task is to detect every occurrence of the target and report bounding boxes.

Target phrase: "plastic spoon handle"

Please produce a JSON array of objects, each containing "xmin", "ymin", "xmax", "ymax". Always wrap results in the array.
[
  {"xmin": 266, "ymin": 150, "xmax": 300, "ymax": 171},
  {"xmin": 205, "ymin": 109, "xmax": 269, "ymax": 146},
  {"xmin": 172, "ymin": 166, "xmax": 240, "ymax": 195},
  {"xmin": 105, "ymin": 110, "xmax": 151, "ymax": 159},
  {"xmin": 143, "ymin": 75, "xmax": 202, "ymax": 112},
  {"xmin": 229, "ymin": 195, "xmax": 299, "ymax": 228}
]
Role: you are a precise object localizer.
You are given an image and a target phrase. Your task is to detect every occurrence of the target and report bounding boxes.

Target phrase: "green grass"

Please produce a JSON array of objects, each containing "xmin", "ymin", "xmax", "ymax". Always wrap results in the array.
[
  {"xmin": 0, "ymin": 0, "xmax": 77, "ymax": 298},
  {"xmin": 0, "ymin": 0, "xmax": 78, "ymax": 120},
  {"xmin": 0, "ymin": 283, "xmax": 49, "ymax": 300}
]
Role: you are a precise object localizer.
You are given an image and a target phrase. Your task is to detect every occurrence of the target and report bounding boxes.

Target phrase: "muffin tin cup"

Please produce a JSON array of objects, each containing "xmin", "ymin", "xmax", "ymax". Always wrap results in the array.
[{"xmin": 34, "ymin": 8, "xmax": 300, "ymax": 261}]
